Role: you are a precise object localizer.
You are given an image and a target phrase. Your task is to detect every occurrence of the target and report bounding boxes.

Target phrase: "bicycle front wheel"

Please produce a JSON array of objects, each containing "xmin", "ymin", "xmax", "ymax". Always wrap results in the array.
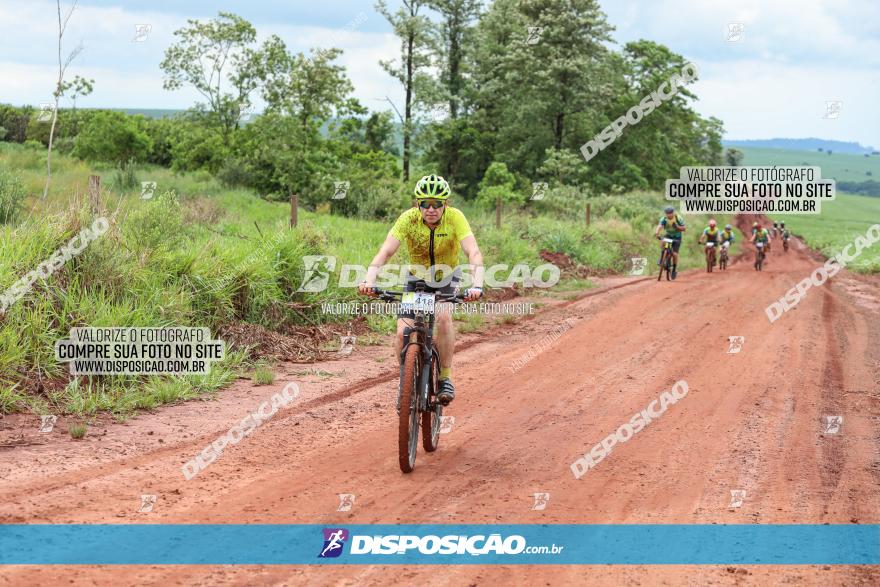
[
  {"xmin": 422, "ymin": 350, "xmax": 442, "ymax": 452},
  {"xmin": 398, "ymin": 343, "xmax": 421, "ymax": 473}
]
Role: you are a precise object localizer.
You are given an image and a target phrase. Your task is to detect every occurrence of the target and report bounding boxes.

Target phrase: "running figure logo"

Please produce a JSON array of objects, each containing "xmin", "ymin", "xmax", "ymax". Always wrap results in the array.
[
  {"xmin": 298, "ymin": 256, "xmax": 336, "ymax": 292},
  {"xmin": 39, "ymin": 415, "xmax": 57, "ymax": 433},
  {"xmin": 141, "ymin": 181, "xmax": 157, "ymax": 200},
  {"xmin": 526, "ymin": 26, "xmax": 543, "ymax": 44},
  {"xmin": 532, "ymin": 492, "xmax": 550, "ymax": 511},
  {"xmin": 333, "ymin": 181, "xmax": 350, "ymax": 200},
  {"xmin": 139, "ymin": 494, "xmax": 157, "ymax": 513},
  {"xmin": 530, "ymin": 182, "xmax": 547, "ymax": 201},
  {"xmin": 729, "ymin": 489, "xmax": 746, "ymax": 509},
  {"xmin": 727, "ymin": 336, "xmax": 745, "ymax": 354},
  {"xmin": 439, "ymin": 415, "xmax": 455, "ymax": 434},
  {"xmin": 726, "ymin": 23, "xmax": 744, "ymax": 42},
  {"xmin": 318, "ymin": 528, "xmax": 349, "ymax": 558},
  {"xmin": 823, "ymin": 415, "xmax": 843, "ymax": 434},
  {"xmin": 629, "ymin": 257, "xmax": 647, "ymax": 276},
  {"xmin": 337, "ymin": 493, "xmax": 355, "ymax": 512}
]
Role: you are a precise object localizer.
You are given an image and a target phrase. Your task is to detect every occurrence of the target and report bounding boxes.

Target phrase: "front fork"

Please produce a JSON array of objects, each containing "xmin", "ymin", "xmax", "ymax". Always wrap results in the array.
[{"xmin": 398, "ymin": 326, "xmax": 433, "ymax": 412}]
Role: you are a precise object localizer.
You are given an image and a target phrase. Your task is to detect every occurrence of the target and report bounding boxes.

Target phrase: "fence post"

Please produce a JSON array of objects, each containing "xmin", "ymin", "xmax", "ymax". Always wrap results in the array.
[
  {"xmin": 88, "ymin": 175, "xmax": 100, "ymax": 214},
  {"xmin": 290, "ymin": 193, "xmax": 298, "ymax": 228},
  {"xmin": 585, "ymin": 202, "xmax": 591, "ymax": 226},
  {"xmin": 495, "ymin": 197, "xmax": 502, "ymax": 228}
]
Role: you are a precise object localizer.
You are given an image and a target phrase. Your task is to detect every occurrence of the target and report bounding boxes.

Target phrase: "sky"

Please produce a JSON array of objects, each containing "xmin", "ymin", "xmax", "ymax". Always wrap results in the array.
[{"xmin": 0, "ymin": 0, "xmax": 877, "ymax": 148}]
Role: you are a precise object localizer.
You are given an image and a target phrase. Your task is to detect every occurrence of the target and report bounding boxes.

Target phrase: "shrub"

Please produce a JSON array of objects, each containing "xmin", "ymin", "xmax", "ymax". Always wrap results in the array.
[
  {"xmin": 122, "ymin": 189, "xmax": 185, "ymax": 252},
  {"xmin": 476, "ymin": 162, "xmax": 524, "ymax": 208},
  {"xmin": 73, "ymin": 111, "xmax": 153, "ymax": 164},
  {"xmin": 111, "ymin": 158, "xmax": 139, "ymax": 192}
]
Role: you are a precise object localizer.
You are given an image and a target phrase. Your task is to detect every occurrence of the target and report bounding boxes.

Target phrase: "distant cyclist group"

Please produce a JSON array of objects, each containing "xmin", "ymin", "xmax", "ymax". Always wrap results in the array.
[{"xmin": 654, "ymin": 205, "xmax": 792, "ymax": 277}]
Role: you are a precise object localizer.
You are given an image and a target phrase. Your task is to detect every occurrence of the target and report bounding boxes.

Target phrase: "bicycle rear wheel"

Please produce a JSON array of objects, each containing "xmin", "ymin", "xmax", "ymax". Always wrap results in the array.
[
  {"xmin": 422, "ymin": 350, "xmax": 442, "ymax": 452},
  {"xmin": 398, "ymin": 343, "xmax": 421, "ymax": 473}
]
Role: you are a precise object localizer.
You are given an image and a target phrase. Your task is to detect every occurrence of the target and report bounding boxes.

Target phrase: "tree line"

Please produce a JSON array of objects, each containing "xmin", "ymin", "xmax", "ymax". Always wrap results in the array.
[{"xmin": 0, "ymin": 0, "xmax": 725, "ymax": 212}]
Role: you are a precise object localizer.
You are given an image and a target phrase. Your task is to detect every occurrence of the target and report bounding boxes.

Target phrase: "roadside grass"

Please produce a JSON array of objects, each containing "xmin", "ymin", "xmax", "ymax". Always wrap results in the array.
[
  {"xmin": 251, "ymin": 363, "xmax": 275, "ymax": 385},
  {"xmin": 68, "ymin": 422, "xmax": 88, "ymax": 439},
  {"xmin": 774, "ymin": 193, "xmax": 880, "ymax": 273}
]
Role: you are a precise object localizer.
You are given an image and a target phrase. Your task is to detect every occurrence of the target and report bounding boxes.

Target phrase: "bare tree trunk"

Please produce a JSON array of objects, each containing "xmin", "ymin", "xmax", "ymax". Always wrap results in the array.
[
  {"xmin": 403, "ymin": 29, "xmax": 414, "ymax": 183},
  {"xmin": 42, "ymin": 0, "xmax": 80, "ymax": 200}
]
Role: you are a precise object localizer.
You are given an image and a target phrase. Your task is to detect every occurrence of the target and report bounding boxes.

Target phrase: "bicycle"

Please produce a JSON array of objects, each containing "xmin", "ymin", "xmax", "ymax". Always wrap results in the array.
[
  {"xmin": 372, "ymin": 284, "xmax": 464, "ymax": 473},
  {"xmin": 719, "ymin": 242, "xmax": 730, "ymax": 270},
  {"xmin": 783, "ymin": 237, "xmax": 790, "ymax": 253},
  {"xmin": 755, "ymin": 242, "xmax": 766, "ymax": 271},
  {"xmin": 704, "ymin": 241, "xmax": 716, "ymax": 273},
  {"xmin": 657, "ymin": 237, "xmax": 675, "ymax": 281}
]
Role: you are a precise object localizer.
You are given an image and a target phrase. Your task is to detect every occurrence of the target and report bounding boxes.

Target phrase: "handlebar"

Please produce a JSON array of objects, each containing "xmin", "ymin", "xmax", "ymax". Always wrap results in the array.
[{"xmin": 368, "ymin": 287, "xmax": 467, "ymax": 304}]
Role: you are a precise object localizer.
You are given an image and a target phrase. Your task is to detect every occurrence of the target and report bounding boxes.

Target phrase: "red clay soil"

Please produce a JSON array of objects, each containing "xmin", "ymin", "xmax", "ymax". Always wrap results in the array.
[{"xmin": 1, "ymin": 236, "xmax": 878, "ymax": 586}]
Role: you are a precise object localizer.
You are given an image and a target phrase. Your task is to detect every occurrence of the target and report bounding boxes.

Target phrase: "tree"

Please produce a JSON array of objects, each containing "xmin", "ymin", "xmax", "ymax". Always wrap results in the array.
[
  {"xmin": 73, "ymin": 111, "xmax": 152, "ymax": 164},
  {"xmin": 160, "ymin": 12, "xmax": 262, "ymax": 141},
  {"xmin": 256, "ymin": 37, "xmax": 362, "ymax": 198},
  {"xmin": 472, "ymin": 0, "xmax": 617, "ymax": 179},
  {"xmin": 377, "ymin": 0, "xmax": 435, "ymax": 182},
  {"xmin": 365, "ymin": 111, "xmax": 398, "ymax": 154},
  {"xmin": 424, "ymin": 0, "xmax": 482, "ymax": 183},
  {"xmin": 43, "ymin": 0, "xmax": 84, "ymax": 199},
  {"xmin": 428, "ymin": 0, "xmax": 482, "ymax": 120}
]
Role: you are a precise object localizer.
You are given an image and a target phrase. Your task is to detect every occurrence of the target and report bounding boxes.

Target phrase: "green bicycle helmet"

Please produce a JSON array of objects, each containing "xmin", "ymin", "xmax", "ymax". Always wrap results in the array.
[{"xmin": 414, "ymin": 174, "xmax": 450, "ymax": 200}]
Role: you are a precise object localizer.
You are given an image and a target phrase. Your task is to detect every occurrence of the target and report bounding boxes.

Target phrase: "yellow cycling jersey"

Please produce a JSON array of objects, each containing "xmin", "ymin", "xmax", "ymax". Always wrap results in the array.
[{"xmin": 389, "ymin": 206, "xmax": 474, "ymax": 280}]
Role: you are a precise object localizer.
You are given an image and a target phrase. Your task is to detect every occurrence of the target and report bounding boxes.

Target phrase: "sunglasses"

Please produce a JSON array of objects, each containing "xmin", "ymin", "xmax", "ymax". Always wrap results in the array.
[{"xmin": 418, "ymin": 200, "xmax": 445, "ymax": 209}]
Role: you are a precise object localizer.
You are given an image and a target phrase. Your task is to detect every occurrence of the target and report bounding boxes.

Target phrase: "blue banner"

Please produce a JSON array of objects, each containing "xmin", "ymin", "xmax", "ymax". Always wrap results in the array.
[{"xmin": 1, "ymin": 524, "xmax": 877, "ymax": 565}]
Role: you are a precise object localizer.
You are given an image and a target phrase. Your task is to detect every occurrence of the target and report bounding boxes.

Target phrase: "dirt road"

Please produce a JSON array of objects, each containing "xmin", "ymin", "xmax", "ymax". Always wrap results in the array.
[{"xmin": 1, "ymin": 233, "xmax": 879, "ymax": 586}]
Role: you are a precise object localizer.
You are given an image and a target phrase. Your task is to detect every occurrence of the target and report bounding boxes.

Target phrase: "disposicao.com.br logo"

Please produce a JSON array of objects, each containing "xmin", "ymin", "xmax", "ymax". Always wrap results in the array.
[{"xmin": 318, "ymin": 528, "xmax": 563, "ymax": 558}]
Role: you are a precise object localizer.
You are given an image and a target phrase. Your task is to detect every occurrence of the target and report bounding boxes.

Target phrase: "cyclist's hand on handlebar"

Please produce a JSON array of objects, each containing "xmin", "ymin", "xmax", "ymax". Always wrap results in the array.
[
  {"xmin": 358, "ymin": 282, "xmax": 377, "ymax": 297},
  {"xmin": 463, "ymin": 287, "xmax": 483, "ymax": 302}
]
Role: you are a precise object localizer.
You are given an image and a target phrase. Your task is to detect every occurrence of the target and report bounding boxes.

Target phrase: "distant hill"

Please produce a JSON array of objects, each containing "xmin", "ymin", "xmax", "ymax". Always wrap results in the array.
[{"xmin": 723, "ymin": 138, "xmax": 876, "ymax": 154}]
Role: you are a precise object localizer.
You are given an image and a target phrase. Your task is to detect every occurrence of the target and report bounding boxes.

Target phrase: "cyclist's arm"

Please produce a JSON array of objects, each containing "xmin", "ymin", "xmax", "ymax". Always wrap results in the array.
[
  {"xmin": 363, "ymin": 235, "xmax": 401, "ymax": 286},
  {"xmin": 460, "ymin": 235, "xmax": 484, "ymax": 289},
  {"xmin": 654, "ymin": 222, "xmax": 663, "ymax": 238}
]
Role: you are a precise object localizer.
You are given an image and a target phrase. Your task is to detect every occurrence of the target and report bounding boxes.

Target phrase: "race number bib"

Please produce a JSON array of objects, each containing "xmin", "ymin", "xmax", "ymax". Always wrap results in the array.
[{"xmin": 401, "ymin": 292, "xmax": 436, "ymax": 314}]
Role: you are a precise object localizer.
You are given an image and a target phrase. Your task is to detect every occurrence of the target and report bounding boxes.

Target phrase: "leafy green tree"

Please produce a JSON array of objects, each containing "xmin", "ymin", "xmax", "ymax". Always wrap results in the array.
[
  {"xmin": 476, "ymin": 161, "xmax": 522, "ymax": 208},
  {"xmin": 72, "ymin": 111, "xmax": 153, "ymax": 164},
  {"xmin": 472, "ymin": 0, "xmax": 617, "ymax": 180},
  {"xmin": 365, "ymin": 111, "xmax": 398, "ymax": 154},
  {"xmin": 422, "ymin": 0, "xmax": 482, "ymax": 184},
  {"xmin": 377, "ymin": 0, "xmax": 436, "ymax": 181},
  {"xmin": 585, "ymin": 40, "xmax": 723, "ymax": 192},
  {"xmin": 160, "ymin": 12, "xmax": 262, "ymax": 140},
  {"xmin": 256, "ymin": 37, "xmax": 362, "ymax": 199}
]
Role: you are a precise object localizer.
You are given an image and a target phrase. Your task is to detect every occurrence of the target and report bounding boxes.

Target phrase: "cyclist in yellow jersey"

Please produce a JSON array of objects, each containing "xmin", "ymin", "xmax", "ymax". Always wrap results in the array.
[
  {"xmin": 359, "ymin": 175, "xmax": 484, "ymax": 405},
  {"xmin": 698, "ymin": 218, "xmax": 721, "ymax": 267}
]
